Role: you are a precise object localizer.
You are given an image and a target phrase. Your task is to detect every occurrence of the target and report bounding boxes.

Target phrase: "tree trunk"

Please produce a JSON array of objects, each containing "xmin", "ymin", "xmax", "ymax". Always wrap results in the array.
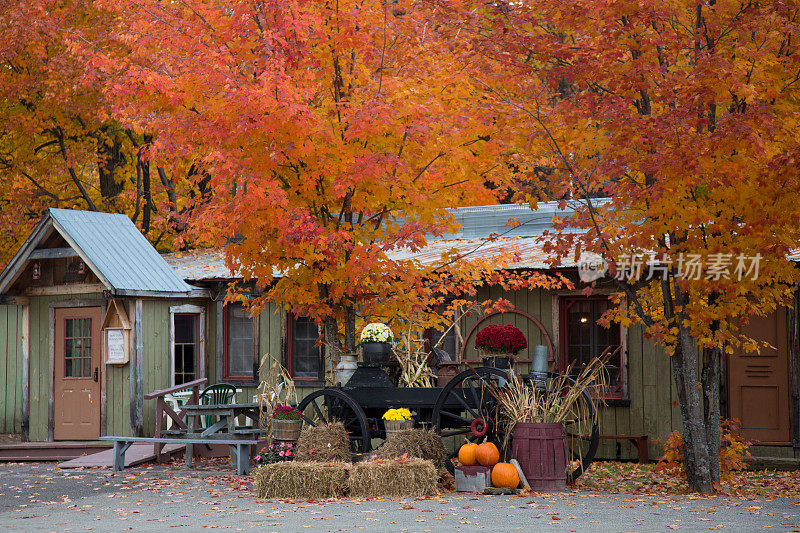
[
  {"xmin": 702, "ymin": 345, "xmax": 721, "ymax": 482},
  {"xmin": 97, "ymin": 128, "xmax": 125, "ymax": 199},
  {"xmin": 673, "ymin": 325, "xmax": 714, "ymax": 493}
]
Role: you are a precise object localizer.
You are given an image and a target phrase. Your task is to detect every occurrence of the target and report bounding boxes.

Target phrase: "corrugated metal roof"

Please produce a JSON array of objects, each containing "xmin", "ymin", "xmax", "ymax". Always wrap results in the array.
[
  {"xmin": 160, "ymin": 203, "xmax": 587, "ymax": 281},
  {"xmin": 48, "ymin": 209, "xmax": 194, "ymax": 295},
  {"xmin": 163, "ymin": 236, "xmax": 573, "ymax": 282},
  {"xmin": 442, "ymin": 199, "xmax": 609, "ymax": 239},
  {"xmin": 163, "ymin": 248, "xmax": 237, "ymax": 281}
]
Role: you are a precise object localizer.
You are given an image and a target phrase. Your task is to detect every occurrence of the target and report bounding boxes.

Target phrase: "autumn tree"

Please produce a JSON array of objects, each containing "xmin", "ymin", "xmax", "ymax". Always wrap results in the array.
[
  {"xmin": 439, "ymin": 0, "xmax": 800, "ymax": 492},
  {"xmin": 0, "ymin": 0, "xmax": 204, "ymax": 263},
  {"xmin": 87, "ymin": 0, "xmax": 559, "ymax": 364}
]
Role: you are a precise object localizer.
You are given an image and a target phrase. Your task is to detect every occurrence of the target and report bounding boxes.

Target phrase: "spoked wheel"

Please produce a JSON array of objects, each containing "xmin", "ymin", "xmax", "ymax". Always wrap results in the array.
[
  {"xmin": 431, "ymin": 367, "xmax": 510, "ymax": 474},
  {"xmin": 297, "ymin": 388, "xmax": 372, "ymax": 453},
  {"xmin": 549, "ymin": 373, "xmax": 600, "ymax": 483}
]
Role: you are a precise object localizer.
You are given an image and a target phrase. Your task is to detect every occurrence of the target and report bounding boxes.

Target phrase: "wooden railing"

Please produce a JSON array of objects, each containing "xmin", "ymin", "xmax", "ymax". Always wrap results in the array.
[{"xmin": 144, "ymin": 378, "xmax": 208, "ymax": 462}]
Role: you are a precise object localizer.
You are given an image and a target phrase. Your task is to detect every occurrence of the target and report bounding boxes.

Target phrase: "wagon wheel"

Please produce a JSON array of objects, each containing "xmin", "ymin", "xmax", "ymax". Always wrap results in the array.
[
  {"xmin": 544, "ymin": 372, "xmax": 600, "ymax": 483},
  {"xmin": 431, "ymin": 367, "xmax": 509, "ymax": 474},
  {"xmin": 297, "ymin": 389, "xmax": 372, "ymax": 453}
]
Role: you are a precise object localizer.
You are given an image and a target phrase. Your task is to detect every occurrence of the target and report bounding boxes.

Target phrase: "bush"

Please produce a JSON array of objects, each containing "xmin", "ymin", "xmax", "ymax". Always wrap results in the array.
[{"xmin": 655, "ymin": 418, "xmax": 753, "ymax": 480}]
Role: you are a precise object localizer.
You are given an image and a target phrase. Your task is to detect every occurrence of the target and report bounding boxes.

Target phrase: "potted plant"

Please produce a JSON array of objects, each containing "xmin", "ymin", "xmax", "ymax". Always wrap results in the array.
[
  {"xmin": 382, "ymin": 408, "xmax": 414, "ymax": 439},
  {"xmin": 475, "ymin": 324, "xmax": 528, "ymax": 369},
  {"xmin": 360, "ymin": 322, "xmax": 394, "ymax": 364},
  {"xmin": 492, "ymin": 355, "xmax": 609, "ymax": 491},
  {"xmin": 271, "ymin": 405, "xmax": 303, "ymax": 441}
]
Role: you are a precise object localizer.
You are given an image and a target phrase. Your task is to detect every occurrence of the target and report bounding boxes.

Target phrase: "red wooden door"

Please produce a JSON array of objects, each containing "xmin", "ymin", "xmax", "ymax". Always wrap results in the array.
[
  {"xmin": 54, "ymin": 307, "xmax": 102, "ymax": 440},
  {"xmin": 727, "ymin": 309, "xmax": 791, "ymax": 444}
]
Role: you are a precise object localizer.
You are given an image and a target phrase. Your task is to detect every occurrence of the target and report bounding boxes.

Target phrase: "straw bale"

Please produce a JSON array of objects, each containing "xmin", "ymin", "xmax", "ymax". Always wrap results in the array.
[
  {"xmin": 254, "ymin": 462, "xmax": 350, "ymax": 499},
  {"xmin": 374, "ymin": 428, "xmax": 448, "ymax": 469},
  {"xmin": 293, "ymin": 422, "xmax": 352, "ymax": 463},
  {"xmin": 348, "ymin": 458, "xmax": 438, "ymax": 498}
]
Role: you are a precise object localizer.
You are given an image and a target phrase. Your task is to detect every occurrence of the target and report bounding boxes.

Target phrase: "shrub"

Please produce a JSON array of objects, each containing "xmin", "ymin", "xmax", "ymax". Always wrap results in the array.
[{"xmin": 655, "ymin": 418, "xmax": 753, "ymax": 481}]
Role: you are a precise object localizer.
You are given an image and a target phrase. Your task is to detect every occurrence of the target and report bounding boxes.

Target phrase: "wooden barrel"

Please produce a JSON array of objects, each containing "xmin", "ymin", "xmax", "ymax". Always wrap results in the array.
[
  {"xmin": 384, "ymin": 419, "xmax": 414, "ymax": 440},
  {"xmin": 272, "ymin": 419, "xmax": 302, "ymax": 441},
  {"xmin": 512, "ymin": 422, "xmax": 567, "ymax": 491}
]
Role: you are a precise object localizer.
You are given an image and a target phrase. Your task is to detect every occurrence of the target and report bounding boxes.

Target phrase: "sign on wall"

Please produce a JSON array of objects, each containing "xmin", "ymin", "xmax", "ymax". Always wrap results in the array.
[{"xmin": 102, "ymin": 299, "xmax": 131, "ymax": 365}]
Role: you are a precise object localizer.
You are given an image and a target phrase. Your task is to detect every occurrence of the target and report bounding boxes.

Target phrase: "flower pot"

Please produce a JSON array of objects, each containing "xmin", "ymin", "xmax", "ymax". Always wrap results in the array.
[
  {"xmin": 335, "ymin": 354, "xmax": 358, "ymax": 386},
  {"xmin": 272, "ymin": 418, "xmax": 302, "ymax": 441},
  {"xmin": 512, "ymin": 422, "xmax": 567, "ymax": 491},
  {"xmin": 384, "ymin": 419, "xmax": 413, "ymax": 440},
  {"xmin": 481, "ymin": 355, "xmax": 513, "ymax": 370},
  {"xmin": 362, "ymin": 341, "xmax": 393, "ymax": 364}
]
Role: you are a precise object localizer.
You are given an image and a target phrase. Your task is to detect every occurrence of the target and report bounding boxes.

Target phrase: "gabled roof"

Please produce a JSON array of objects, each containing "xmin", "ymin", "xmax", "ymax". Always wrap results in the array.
[{"xmin": 0, "ymin": 209, "xmax": 196, "ymax": 297}]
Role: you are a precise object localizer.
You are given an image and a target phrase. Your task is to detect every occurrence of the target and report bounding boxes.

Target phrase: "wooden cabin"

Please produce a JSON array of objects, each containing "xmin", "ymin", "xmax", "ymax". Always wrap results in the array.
[{"xmin": 0, "ymin": 206, "xmax": 797, "ymax": 465}]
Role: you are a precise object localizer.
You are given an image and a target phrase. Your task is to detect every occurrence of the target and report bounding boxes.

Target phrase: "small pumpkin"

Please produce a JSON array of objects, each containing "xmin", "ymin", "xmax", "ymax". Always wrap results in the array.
[
  {"xmin": 458, "ymin": 443, "xmax": 479, "ymax": 466},
  {"xmin": 491, "ymin": 462, "xmax": 520, "ymax": 488},
  {"xmin": 475, "ymin": 442, "xmax": 500, "ymax": 467}
]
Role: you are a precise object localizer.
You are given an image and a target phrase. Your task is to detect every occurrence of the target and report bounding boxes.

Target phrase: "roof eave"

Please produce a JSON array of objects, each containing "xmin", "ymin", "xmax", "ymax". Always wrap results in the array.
[{"xmin": 109, "ymin": 287, "xmax": 210, "ymax": 299}]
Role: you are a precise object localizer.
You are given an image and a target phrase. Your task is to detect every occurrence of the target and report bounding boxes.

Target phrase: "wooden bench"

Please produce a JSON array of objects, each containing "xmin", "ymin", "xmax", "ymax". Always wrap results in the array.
[
  {"xmin": 598, "ymin": 434, "xmax": 649, "ymax": 463},
  {"xmin": 99, "ymin": 436, "xmax": 263, "ymax": 475}
]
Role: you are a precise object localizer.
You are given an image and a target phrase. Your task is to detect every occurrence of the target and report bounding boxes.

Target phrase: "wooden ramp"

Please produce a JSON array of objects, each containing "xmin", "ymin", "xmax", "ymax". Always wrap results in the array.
[
  {"xmin": 58, "ymin": 442, "xmax": 185, "ymax": 469},
  {"xmin": 0, "ymin": 441, "xmax": 111, "ymax": 461}
]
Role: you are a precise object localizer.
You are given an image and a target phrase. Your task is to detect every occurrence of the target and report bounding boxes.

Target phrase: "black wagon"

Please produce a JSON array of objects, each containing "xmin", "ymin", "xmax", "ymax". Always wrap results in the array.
[{"xmin": 296, "ymin": 360, "xmax": 600, "ymax": 482}]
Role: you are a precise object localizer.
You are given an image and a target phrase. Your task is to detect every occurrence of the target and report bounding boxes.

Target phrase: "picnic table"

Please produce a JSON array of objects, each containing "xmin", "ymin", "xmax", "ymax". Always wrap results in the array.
[
  {"xmin": 172, "ymin": 402, "xmax": 266, "ymax": 472},
  {"xmin": 102, "ymin": 401, "xmax": 268, "ymax": 475}
]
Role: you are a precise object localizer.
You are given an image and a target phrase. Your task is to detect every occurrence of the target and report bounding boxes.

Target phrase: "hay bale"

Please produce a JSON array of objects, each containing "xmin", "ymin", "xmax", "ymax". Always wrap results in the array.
[
  {"xmin": 348, "ymin": 458, "xmax": 438, "ymax": 498},
  {"xmin": 293, "ymin": 422, "xmax": 352, "ymax": 463},
  {"xmin": 374, "ymin": 428, "xmax": 448, "ymax": 469},
  {"xmin": 254, "ymin": 462, "xmax": 350, "ymax": 499}
]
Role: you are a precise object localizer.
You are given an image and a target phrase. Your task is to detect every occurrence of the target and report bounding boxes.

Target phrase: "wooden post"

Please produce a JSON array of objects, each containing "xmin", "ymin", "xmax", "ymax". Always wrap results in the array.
[
  {"xmin": 133, "ymin": 299, "xmax": 144, "ymax": 436},
  {"xmin": 20, "ymin": 303, "xmax": 29, "ymax": 441},
  {"xmin": 216, "ymin": 299, "xmax": 224, "ymax": 382},
  {"xmin": 790, "ymin": 286, "xmax": 800, "ymax": 448},
  {"xmin": 48, "ymin": 306, "xmax": 54, "ymax": 442}
]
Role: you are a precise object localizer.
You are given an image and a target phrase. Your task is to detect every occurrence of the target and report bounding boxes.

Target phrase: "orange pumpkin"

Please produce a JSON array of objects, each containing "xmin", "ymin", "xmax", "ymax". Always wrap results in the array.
[
  {"xmin": 475, "ymin": 442, "xmax": 500, "ymax": 467},
  {"xmin": 458, "ymin": 443, "xmax": 479, "ymax": 466},
  {"xmin": 491, "ymin": 462, "xmax": 520, "ymax": 488}
]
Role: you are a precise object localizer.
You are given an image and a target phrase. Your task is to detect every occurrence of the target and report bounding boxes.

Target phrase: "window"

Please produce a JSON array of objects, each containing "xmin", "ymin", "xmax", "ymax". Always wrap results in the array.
[
  {"xmin": 560, "ymin": 296, "xmax": 624, "ymax": 398},
  {"xmin": 288, "ymin": 315, "xmax": 322, "ymax": 382},
  {"xmin": 223, "ymin": 303, "xmax": 256, "ymax": 380},
  {"xmin": 173, "ymin": 314, "xmax": 198, "ymax": 386},
  {"xmin": 64, "ymin": 317, "xmax": 92, "ymax": 378}
]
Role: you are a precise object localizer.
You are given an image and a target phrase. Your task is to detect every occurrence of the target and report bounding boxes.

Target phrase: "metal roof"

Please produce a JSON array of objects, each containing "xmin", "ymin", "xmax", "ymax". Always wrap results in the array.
[
  {"xmin": 162, "ymin": 235, "xmax": 573, "ymax": 283},
  {"xmin": 159, "ymin": 203, "xmax": 586, "ymax": 282},
  {"xmin": 442, "ymin": 199, "xmax": 609, "ymax": 239},
  {"xmin": 163, "ymin": 248, "xmax": 237, "ymax": 281},
  {"xmin": 0, "ymin": 209, "xmax": 195, "ymax": 296}
]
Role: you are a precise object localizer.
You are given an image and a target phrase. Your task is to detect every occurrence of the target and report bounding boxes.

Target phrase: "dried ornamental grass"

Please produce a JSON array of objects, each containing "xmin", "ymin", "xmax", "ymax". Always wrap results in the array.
[
  {"xmin": 293, "ymin": 422, "xmax": 352, "ymax": 463},
  {"xmin": 374, "ymin": 428, "xmax": 448, "ymax": 470},
  {"xmin": 348, "ymin": 458, "xmax": 438, "ymax": 498},
  {"xmin": 255, "ymin": 461, "xmax": 350, "ymax": 499}
]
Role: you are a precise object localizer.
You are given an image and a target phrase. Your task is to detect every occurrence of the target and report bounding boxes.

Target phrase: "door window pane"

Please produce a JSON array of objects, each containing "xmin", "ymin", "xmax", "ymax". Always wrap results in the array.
[{"xmin": 64, "ymin": 318, "xmax": 92, "ymax": 378}]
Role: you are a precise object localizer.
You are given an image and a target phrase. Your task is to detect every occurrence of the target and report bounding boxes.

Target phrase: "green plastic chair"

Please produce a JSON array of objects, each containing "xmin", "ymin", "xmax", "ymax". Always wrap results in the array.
[{"xmin": 199, "ymin": 383, "xmax": 237, "ymax": 428}]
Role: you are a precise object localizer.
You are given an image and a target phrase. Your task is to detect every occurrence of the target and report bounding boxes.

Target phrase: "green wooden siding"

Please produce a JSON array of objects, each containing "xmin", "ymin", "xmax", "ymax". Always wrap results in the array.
[{"xmin": 0, "ymin": 305, "xmax": 22, "ymax": 434}]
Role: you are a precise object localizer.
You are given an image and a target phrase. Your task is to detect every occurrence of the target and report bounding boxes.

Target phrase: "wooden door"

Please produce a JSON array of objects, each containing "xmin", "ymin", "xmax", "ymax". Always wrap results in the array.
[
  {"xmin": 728, "ymin": 309, "xmax": 791, "ymax": 444},
  {"xmin": 54, "ymin": 307, "xmax": 101, "ymax": 440}
]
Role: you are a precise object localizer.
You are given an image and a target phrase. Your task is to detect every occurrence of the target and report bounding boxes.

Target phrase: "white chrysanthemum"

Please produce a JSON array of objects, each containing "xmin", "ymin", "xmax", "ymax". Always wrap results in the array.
[{"xmin": 360, "ymin": 322, "xmax": 393, "ymax": 343}]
